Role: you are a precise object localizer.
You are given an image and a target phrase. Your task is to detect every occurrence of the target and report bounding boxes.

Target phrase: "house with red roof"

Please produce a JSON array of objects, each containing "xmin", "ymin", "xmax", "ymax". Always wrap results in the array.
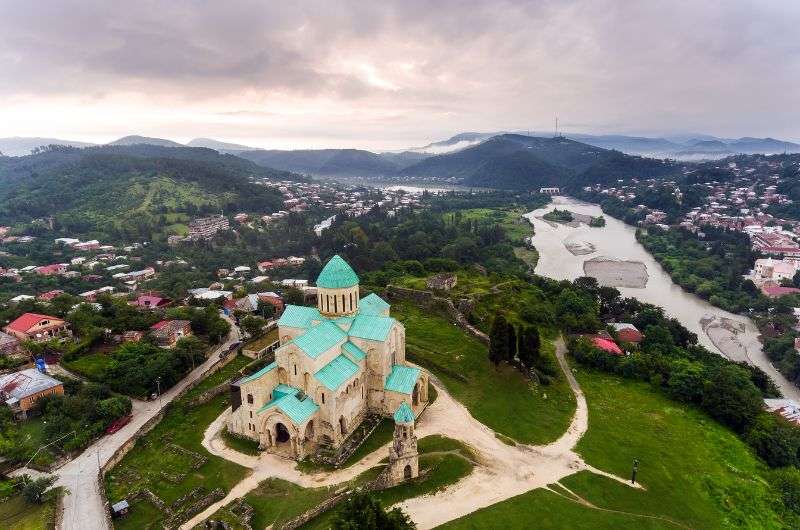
[
  {"xmin": 610, "ymin": 323, "xmax": 643, "ymax": 344},
  {"xmin": 3, "ymin": 313, "xmax": 71, "ymax": 342},
  {"xmin": 591, "ymin": 336, "xmax": 624, "ymax": 356},
  {"xmin": 150, "ymin": 320, "xmax": 192, "ymax": 348},
  {"xmin": 37, "ymin": 290, "xmax": 65, "ymax": 302},
  {"xmin": 132, "ymin": 294, "xmax": 171, "ymax": 310},
  {"xmin": 35, "ymin": 263, "xmax": 68, "ymax": 276}
]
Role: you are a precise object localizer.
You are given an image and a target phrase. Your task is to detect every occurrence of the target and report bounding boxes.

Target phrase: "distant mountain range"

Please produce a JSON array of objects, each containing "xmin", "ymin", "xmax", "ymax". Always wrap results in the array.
[
  {"xmin": 410, "ymin": 132, "xmax": 800, "ymax": 160},
  {"xmin": 400, "ymin": 134, "xmax": 676, "ymax": 189},
  {"xmin": 1, "ymin": 131, "xmax": 798, "ymax": 192}
]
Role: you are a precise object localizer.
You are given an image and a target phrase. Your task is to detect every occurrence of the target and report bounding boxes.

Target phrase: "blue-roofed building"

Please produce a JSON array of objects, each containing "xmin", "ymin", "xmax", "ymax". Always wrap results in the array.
[{"xmin": 227, "ymin": 255, "xmax": 429, "ymax": 460}]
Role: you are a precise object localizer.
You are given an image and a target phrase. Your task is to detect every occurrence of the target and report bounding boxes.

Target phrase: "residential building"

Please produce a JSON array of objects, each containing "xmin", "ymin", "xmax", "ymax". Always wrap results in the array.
[
  {"xmin": 0, "ymin": 368, "xmax": 64, "ymax": 418},
  {"xmin": 150, "ymin": 320, "xmax": 192, "ymax": 348},
  {"xmin": 188, "ymin": 215, "xmax": 230, "ymax": 240},
  {"xmin": 4, "ymin": 313, "xmax": 71, "ymax": 342}
]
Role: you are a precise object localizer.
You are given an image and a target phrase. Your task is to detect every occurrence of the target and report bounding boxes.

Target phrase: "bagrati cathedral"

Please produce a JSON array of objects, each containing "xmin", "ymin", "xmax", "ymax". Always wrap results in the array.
[{"xmin": 228, "ymin": 255, "xmax": 429, "ymax": 460}]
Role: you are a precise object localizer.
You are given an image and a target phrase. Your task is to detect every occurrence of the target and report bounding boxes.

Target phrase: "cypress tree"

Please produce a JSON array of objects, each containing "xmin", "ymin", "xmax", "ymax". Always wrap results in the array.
[
  {"xmin": 518, "ymin": 326, "xmax": 541, "ymax": 370},
  {"xmin": 489, "ymin": 314, "xmax": 509, "ymax": 366}
]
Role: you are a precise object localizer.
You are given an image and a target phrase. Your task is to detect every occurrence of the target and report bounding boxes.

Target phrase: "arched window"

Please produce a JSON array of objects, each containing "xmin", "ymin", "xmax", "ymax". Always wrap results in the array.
[
  {"xmin": 334, "ymin": 295, "xmax": 338, "ymax": 313},
  {"xmin": 349, "ymin": 292, "xmax": 353, "ymax": 312},
  {"xmin": 247, "ymin": 393, "xmax": 253, "ymax": 404},
  {"xmin": 294, "ymin": 364, "xmax": 297, "ymax": 376},
  {"xmin": 322, "ymin": 393, "xmax": 325, "ymax": 404},
  {"xmin": 341, "ymin": 294, "xmax": 346, "ymax": 312}
]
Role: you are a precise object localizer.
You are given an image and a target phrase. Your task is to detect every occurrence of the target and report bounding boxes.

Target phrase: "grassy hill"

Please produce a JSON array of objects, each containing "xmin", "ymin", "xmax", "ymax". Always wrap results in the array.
[
  {"xmin": 0, "ymin": 144, "xmax": 300, "ymax": 241},
  {"xmin": 400, "ymin": 134, "xmax": 677, "ymax": 189}
]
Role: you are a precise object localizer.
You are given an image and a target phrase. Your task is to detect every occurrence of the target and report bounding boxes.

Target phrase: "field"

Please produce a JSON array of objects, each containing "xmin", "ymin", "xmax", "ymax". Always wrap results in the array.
[
  {"xmin": 393, "ymin": 301, "xmax": 575, "ymax": 445},
  {"xmin": 440, "ymin": 367, "xmax": 786, "ymax": 529},
  {"xmin": 106, "ymin": 355, "xmax": 254, "ymax": 529}
]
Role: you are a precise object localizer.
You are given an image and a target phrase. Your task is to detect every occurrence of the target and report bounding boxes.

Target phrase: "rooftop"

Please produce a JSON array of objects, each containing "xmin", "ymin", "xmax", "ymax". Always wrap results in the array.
[
  {"xmin": 316, "ymin": 255, "xmax": 359, "ymax": 289},
  {"xmin": 393, "ymin": 401, "xmax": 415, "ymax": 424},
  {"xmin": 0, "ymin": 368, "xmax": 62, "ymax": 402},
  {"xmin": 385, "ymin": 364, "xmax": 421, "ymax": 395}
]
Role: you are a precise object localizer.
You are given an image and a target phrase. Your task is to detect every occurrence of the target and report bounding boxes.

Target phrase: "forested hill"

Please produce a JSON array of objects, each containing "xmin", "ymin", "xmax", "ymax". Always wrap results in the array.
[
  {"xmin": 0, "ymin": 144, "xmax": 301, "ymax": 241},
  {"xmin": 236, "ymin": 148, "xmax": 411, "ymax": 177},
  {"xmin": 399, "ymin": 134, "xmax": 678, "ymax": 189}
]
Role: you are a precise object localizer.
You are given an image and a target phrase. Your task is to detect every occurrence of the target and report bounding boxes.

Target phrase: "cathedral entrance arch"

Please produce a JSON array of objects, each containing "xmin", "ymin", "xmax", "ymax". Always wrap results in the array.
[
  {"xmin": 412, "ymin": 383, "xmax": 420, "ymax": 406},
  {"xmin": 305, "ymin": 420, "xmax": 315, "ymax": 441},
  {"xmin": 275, "ymin": 422, "xmax": 291, "ymax": 443},
  {"xmin": 404, "ymin": 464, "xmax": 412, "ymax": 479},
  {"xmin": 339, "ymin": 415, "xmax": 347, "ymax": 436}
]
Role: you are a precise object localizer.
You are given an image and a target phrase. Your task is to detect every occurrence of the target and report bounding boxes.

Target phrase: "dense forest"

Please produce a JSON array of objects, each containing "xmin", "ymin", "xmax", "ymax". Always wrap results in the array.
[{"xmin": 0, "ymin": 144, "xmax": 301, "ymax": 241}]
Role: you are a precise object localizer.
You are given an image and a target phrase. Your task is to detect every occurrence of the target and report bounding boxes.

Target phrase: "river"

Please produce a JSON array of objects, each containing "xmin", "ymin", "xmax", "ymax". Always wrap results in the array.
[{"xmin": 526, "ymin": 196, "xmax": 800, "ymax": 401}]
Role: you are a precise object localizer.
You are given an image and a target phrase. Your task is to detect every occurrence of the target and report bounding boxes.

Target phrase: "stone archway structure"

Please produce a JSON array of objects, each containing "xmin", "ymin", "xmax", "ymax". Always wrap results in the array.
[{"xmin": 259, "ymin": 411, "xmax": 302, "ymax": 458}]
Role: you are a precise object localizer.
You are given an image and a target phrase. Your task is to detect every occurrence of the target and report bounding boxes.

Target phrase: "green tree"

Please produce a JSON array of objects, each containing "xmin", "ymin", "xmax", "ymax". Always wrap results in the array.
[
  {"xmin": 701, "ymin": 364, "xmax": 763, "ymax": 433},
  {"xmin": 518, "ymin": 326, "xmax": 540, "ymax": 371},
  {"xmin": 241, "ymin": 315, "xmax": 267, "ymax": 338},
  {"xmin": 488, "ymin": 314, "xmax": 510, "ymax": 367},
  {"xmin": 332, "ymin": 493, "xmax": 415, "ymax": 530},
  {"xmin": 22, "ymin": 475, "xmax": 57, "ymax": 504}
]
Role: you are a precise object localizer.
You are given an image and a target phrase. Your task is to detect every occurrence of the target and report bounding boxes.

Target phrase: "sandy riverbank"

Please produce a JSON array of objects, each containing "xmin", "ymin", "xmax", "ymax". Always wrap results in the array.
[{"xmin": 583, "ymin": 256, "xmax": 649, "ymax": 288}]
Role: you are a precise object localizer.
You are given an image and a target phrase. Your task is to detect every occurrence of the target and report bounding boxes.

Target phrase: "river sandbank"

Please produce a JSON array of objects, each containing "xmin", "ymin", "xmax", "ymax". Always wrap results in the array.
[{"xmin": 583, "ymin": 256, "xmax": 649, "ymax": 288}]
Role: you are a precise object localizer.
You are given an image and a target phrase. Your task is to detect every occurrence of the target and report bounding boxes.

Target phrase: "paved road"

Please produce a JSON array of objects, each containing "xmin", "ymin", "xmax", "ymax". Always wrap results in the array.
[{"xmin": 13, "ymin": 316, "xmax": 240, "ymax": 530}]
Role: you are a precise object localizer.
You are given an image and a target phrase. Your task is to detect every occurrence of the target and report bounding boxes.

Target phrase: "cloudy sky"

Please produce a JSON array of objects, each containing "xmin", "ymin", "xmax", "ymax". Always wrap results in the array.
[{"xmin": 1, "ymin": 0, "xmax": 798, "ymax": 150}]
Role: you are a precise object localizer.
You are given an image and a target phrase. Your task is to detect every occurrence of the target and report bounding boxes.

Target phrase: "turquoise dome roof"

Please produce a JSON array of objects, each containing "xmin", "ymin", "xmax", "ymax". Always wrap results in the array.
[
  {"xmin": 393, "ymin": 402, "xmax": 415, "ymax": 424},
  {"xmin": 316, "ymin": 255, "xmax": 359, "ymax": 289}
]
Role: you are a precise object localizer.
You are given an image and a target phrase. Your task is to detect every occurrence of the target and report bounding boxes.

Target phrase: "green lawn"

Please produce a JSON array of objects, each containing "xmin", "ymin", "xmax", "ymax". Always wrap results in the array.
[
  {"xmin": 393, "ymin": 302, "xmax": 575, "ymax": 445},
  {"xmin": 441, "ymin": 368, "xmax": 786, "ymax": 529},
  {"xmin": 184, "ymin": 354, "xmax": 253, "ymax": 401},
  {"xmin": 302, "ymin": 435, "xmax": 475, "ymax": 530},
  {"xmin": 200, "ymin": 467, "xmax": 385, "ymax": 530},
  {"xmin": 106, "ymin": 356, "xmax": 254, "ymax": 529},
  {"xmin": 243, "ymin": 328, "xmax": 279, "ymax": 352},
  {"xmin": 62, "ymin": 351, "xmax": 115, "ymax": 380},
  {"xmin": 221, "ymin": 427, "xmax": 260, "ymax": 456},
  {"xmin": 0, "ymin": 491, "xmax": 60, "ymax": 530}
]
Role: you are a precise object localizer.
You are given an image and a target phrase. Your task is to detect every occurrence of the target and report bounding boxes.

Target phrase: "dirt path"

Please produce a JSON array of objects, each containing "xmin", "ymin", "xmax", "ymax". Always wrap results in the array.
[{"xmin": 183, "ymin": 338, "xmax": 641, "ymax": 530}]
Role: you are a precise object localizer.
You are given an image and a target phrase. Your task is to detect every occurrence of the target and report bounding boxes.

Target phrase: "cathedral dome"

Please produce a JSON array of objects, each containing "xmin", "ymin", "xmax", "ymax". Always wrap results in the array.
[{"xmin": 316, "ymin": 255, "xmax": 359, "ymax": 289}]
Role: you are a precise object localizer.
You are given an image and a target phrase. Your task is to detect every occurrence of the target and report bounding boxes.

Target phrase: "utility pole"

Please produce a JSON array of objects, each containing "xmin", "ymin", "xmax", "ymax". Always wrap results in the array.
[
  {"xmin": 631, "ymin": 458, "xmax": 639, "ymax": 484},
  {"xmin": 156, "ymin": 377, "xmax": 162, "ymax": 408}
]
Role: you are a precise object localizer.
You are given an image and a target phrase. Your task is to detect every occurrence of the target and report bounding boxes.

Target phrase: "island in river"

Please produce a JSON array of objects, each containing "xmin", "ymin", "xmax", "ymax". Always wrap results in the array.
[{"xmin": 525, "ymin": 196, "xmax": 800, "ymax": 402}]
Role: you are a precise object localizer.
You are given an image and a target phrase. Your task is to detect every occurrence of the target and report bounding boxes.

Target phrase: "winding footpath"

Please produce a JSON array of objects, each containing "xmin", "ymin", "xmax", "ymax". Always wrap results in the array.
[
  {"xmin": 182, "ymin": 338, "xmax": 641, "ymax": 530},
  {"xmin": 12, "ymin": 316, "xmax": 241, "ymax": 530}
]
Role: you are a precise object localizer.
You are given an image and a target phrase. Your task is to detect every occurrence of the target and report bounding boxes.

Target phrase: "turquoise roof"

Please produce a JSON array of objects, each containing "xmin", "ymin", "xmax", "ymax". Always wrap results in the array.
[
  {"xmin": 342, "ymin": 341, "xmax": 366, "ymax": 361},
  {"xmin": 294, "ymin": 320, "xmax": 346, "ymax": 359},
  {"xmin": 348, "ymin": 314, "xmax": 395, "ymax": 342},
  {"xmin": 272, "ymin": 384, "xmax": 299, "ymax": 400},
  {"xmin": 394, "ymin": 402, "xmax": 415, "ymax": 424},
  {"xmin": 240, "ymin": 361, "xmax": 277, "ymax": 384},
  {"xmin": 359, "ymin": 293, "xmax": 390, "ymax": 316},
  {"xmin": 315, "ymin": 354, "xmax": 359, "ymax": 391},
  {"xmin": 258, "ymin": 385, "xmax": 319, "ymax": 425},
  {"xmin": 385, "ymin": 364, "xmax": 421, "ymax": 395},
  {"xmin": 317, "ymin": 255, "xmax": 359, "ymax": 289},
  {"xmin": 278, "ymin": 305, "xmax": 322, "ymax": 329}
]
